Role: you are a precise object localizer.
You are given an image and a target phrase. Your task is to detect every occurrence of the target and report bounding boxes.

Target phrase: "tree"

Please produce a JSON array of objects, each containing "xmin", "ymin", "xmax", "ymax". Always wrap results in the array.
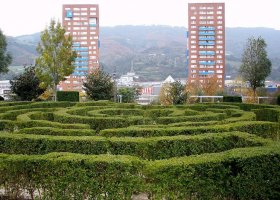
[
  {"xmin": 0, "ymin": 29, "xmax": 12, "ymax": 74},
  {"xmin": 10, "ymin": 65, "xmax": 46, "ymax": 101},
  {"xmin": 159, "ymin": 81, "xmax": 188, "ymax": 105},
  {"xmin": 35, "ymin": 19, "xmax": 77, "ymax": 101},
  {"xmin": 117, "ymin": 87, "xmax": 141, "ymax": 103},
  {"xmin": 239, "ymin": 36, "xmax": 272, "ymax": 99},
  {"xmin": 201, "ymin": 75, "xmax": 221, "ymax": 96},
  {"xmin": 83, "ymin": 69, "xmax": 114, "ymax": 101}
]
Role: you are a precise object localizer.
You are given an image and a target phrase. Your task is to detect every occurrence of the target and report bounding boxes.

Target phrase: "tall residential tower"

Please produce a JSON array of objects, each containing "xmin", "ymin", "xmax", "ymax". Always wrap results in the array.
[
  {"xmin": 60, "ymin": 4, "xmax": 99, "ymax": 91},
  {"xmin": 187, "ymin": 3, "xmax": 225, "ymax": 88}
]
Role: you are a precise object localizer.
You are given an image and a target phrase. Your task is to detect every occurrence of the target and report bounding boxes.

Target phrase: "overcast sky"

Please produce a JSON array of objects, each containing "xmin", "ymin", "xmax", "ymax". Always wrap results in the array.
[{"xmin": 0, "ymin": 0, "xmax": 279, "ymax": 36}]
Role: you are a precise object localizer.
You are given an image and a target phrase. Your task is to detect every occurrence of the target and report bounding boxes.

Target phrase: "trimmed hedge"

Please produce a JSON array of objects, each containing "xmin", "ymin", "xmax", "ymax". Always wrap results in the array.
[
  {"xmin": 18, "ymin": 127, "xmax": 96, "ymax": 136},
  {"xmin": 1, "ymin": 145, "xmax": 280, "ymax": 199},
  {"xmin": 144, "ymin": 145, "xmax": 280, "ymax": 199},
  {"xmin": 0, "ymin": 153, "xmax": 144, "ymax": 199},
  {"xmin": 254, "ymin": 108, "xmax": 280, "ymax": 122},
  {"xmin": 101, "ymin": 121, "xmax": 279, "ymax": 139},
  {"xmin": 57, "ymin": 91, "xmax": 79, "ymax": 102},
  {"xmin": 0, "ymin": 132, "xmax": 267, "ymax": 159},
  {"xmin": 223, "ymin": 96, "xmax": 242, "ymax": 103}
]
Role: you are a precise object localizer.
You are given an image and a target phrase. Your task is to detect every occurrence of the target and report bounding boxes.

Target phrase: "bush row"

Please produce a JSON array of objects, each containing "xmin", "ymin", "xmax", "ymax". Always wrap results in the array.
[
  {"xmin": 0, "ymin": 132, "xmax": 266, "ymax": 160},
  {"xmin": 145, "ymin": 144, "xmax": 280, "ymax": 199},
  {"xmin": 101, "ymin": 121, "xmax": 280, "ymax": 139},
  {"xmin": 18, "ymin": 127, "xmax": 96, "ymax": 136},
  {"xmin": 254, "ymin": 108, "xmax": 280, "ymax": 122},
  {"xmin": 53, "ymin": 109, "xmax": 149, "ymax": 131},
  {"xmin": 223, "ymin": 96, "xmax": 242, "ymax": 103},
  {"xmin": 57, "ymin": 91, "xmax": 79, "ymax": 102},
  {"xmin": 1, "ymin": 144, "xmax": 280, "ymax": 199},
  {"xmin": 0, "ymin": 101, "xmax": 76, "ymax": 113},
  {"xmin": 0, "ymin": 153, "xmax": 143, "ymax": 200},
  {"xmin": 0, "ymin": 119, "xmax": 90, "ymax": 131}
]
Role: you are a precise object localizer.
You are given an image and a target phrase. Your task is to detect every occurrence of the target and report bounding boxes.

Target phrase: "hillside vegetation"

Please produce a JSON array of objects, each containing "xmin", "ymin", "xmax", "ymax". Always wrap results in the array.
[{"xmin": 5, "ymin": 26, "xmax": 280, "ymax": 81}]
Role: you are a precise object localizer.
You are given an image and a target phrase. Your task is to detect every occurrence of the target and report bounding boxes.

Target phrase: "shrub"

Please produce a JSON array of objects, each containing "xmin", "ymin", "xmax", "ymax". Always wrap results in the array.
[
  {"xmin": 0, "ymin": 132, "xmax": 265, "ymax": 159},
  {"xmin": 0, "ymin": 96, "xmax": 4, "ymax": 101},
  {"xmin": 223, "ymin": 96, "xmax": 242, "ymax": 103},
  {"xmin": 253, "ymin": 108, "xmax": 280, "ymax": 122},
  {"xmin": 0, "ymin": 153, "xmax": 144, "ymax": 199},
  {"xmin": 278, "ymin": 94, "xmax": 280, "ymax": 105},
  {"xmin": 57, "ymin": 91, "xmax": 79, "ymax": 102},
  {"xmin": 144, "ymin": 145, "xmax": 280, "ymax": 199}
]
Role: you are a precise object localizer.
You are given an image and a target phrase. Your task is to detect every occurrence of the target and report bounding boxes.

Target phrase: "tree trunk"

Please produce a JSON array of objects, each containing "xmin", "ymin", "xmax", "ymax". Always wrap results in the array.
[
  {"xmin": 53, "ymin": 83, "xmax": 57, "ymax": 101},
  {"xmin": 253, "ymin": 87, "xmax": 257, "ymax": 103}
]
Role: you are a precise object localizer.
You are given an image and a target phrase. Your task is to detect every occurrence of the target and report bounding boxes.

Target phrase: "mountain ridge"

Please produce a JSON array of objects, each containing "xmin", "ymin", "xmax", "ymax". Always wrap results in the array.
[{"xmin": 5, "ymin": 25, "xmax": 280, "ymax": 81}]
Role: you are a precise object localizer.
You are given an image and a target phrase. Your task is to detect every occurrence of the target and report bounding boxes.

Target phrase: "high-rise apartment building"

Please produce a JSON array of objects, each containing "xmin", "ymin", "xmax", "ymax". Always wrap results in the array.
[
  {"xmin": 59, "ymin": 4, "xmax": 99, "ymax": 91},
  {"xmin": 187, "ymin": 3, "xmax": 225, "ymax": 88}
]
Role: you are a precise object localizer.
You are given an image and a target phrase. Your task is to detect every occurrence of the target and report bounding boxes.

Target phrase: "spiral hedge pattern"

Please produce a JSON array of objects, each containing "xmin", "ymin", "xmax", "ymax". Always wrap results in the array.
[{"xmin": 0, "ymin": 101, "xmax": 280, "ymax": 199}]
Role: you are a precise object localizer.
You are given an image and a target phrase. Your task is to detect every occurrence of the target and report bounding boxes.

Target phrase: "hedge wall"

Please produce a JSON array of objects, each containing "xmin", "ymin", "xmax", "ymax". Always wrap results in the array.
[
  {"xmin": 1, "ymin": 145, "xmax": 280, "ymax": 199},
  {"xmin": 0, "ymin": 132, "xmax": 267, "ymax": 160},
  {"xmin": 144, "ymin": 145, "xmax": 280, "ymax": 199},
  {"xmin": 0, "ymin": 153, "xmax": 144, "ymax": 199},
  {"xmin": 57, "ymin": 91, "xmax": 79, "ymax": 102},
  {"xmin": 223, "ymin": 96, "xmax": 242, "ymax": 103}
]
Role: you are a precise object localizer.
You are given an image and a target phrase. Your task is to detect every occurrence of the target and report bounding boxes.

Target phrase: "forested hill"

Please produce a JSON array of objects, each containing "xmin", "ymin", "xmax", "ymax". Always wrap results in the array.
[{"xmin": 5, "ymin": 26, "xmax": 280, "ymax": 81}]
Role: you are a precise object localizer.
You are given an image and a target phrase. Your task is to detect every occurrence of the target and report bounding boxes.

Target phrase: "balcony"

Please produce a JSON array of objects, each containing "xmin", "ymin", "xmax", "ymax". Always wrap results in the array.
[
  {"xmin": 72, "ymin": 43, "xmax": 80, "ymax": 47},
  {"xmin": 74, "ymin": 62, "xmax": 88, "ymax": 67},
  {"xmin": 199, "ymin": 51, "xmax": 215, "ymax": 56},
  {"xmin": 199, "ymin": 71, "xmax": 215, "ymax": 75},
  {"xmin": 199, "ymin": 61, "xmax": 215, "ymax": 65},
  {"xmin": 199, "ymin": 36, "xmax": 215, "ymax": 41},
  {"xmin": 75, "ymin": 57, "xmax": 88, "ymax": 61},
  {"xmin": 198, "ymin": 31, "xmax": 215, "ymax": 36},
  {"xmin": 199, "ymin": 41, "xmax": 215, "ymax": 46},
  {"xmin": 79, "ymin": 52, "xmax": 88, "ymax": 56},
  {"xmin": 199, "ymin": 27, "xmax": 215, "ymax": 31},
  {"xmin": 72, "ymin": 47, "xmax": 88, "ymax": 51},
  {"xmin": 75, "ymin": 67, "xmax": 88, "ymax": 71}
]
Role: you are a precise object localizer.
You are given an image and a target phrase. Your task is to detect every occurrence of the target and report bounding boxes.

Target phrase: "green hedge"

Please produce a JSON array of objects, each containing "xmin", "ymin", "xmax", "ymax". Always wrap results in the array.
[
  {"xmin": 223, "ymin": 96, "xmax": 242, "ymax": 103},
  {"xmin": 101, "ymin": 121, "xmax": 279, "ymax": 139},
  {"xmin": 18, "ymin": 127, "xmax": 96, "ymax": 136},
  {"xmin": 0, "ymin": 132, "xmax": 267, "ymax": 159},
  {"xmin": 53, "ymin": 109, "xmax": 148, "ymax": 131},
  {"xmin": 0, "ymin": 119, "xmax": 90, "ymax": 132},
  {"xmin": 0, "ymin": 153, "xmax": 144, "ymax": 199},
  {"xmin": 144, "ymin": 145, "xmax": 280, "ymax": 199},
  {"xmin": 254, "ymin": 108, "xmax": 280, "ymax": 122},
  {"xmin": 277, "ymin": 95, "xmax": 280, "ymax": 105},
  {"xmin": 1, "ymin": 145, "xmax": 280, "ymax": 199},
  {"xmin": 57, "ymin": 91, "xmax": 79, "ymax": 102}
]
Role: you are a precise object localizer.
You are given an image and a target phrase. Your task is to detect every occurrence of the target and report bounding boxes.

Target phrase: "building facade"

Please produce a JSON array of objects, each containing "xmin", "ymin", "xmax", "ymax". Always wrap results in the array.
[
  {"xmin": 60, "ymin": 4, "xmax": 99, "ymax": 91},
  {"xmin": 187, "ymin": 3, "xmax": 225, "ymax": 88}
]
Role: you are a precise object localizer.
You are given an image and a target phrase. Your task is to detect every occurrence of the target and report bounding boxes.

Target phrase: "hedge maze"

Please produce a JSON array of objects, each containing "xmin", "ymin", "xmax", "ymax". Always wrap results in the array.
[{"xmin": 0, "ymin": 101, "xmax": 280, "ymax": 199}]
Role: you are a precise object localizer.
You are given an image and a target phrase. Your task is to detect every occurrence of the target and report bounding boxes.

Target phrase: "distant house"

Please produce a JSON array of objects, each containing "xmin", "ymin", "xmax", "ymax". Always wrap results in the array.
[{"xmin": 0, "ymin": 80, "xmax": 11, "ymax": 100}]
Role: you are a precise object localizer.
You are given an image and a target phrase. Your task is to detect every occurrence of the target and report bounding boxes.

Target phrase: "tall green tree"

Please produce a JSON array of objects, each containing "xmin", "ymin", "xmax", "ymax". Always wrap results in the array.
[
  {"xmin": 239, "ymin": 36, "xmax": 272, "ymax": 99},
  {"xmin": 0, "ymin": 29, "xmax": 12, "ymax": 73},
  {"xmin": 159, "ymin": 81, "xmax": 188, "ymax": 105},
  {"xmin": 10, "ymin": 65, "xmax": 45, "ymax": 101},
  {"xmin": 117, "ymin": 87, "xmax": 141, "ymax": 103},
  {"xmin": 35, "ymin": 19, "xmax": 76, "ymax": 101},
  {"xmin": 83, "ymin": 69, "xmax": 114, "ymax": 101}
]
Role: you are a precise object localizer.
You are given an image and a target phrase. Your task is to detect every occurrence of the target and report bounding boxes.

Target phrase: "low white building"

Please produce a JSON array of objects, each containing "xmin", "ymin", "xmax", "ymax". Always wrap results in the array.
[{"xmin": 0, "ymin": 80, "xmax": 11, "ymax": 100}]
